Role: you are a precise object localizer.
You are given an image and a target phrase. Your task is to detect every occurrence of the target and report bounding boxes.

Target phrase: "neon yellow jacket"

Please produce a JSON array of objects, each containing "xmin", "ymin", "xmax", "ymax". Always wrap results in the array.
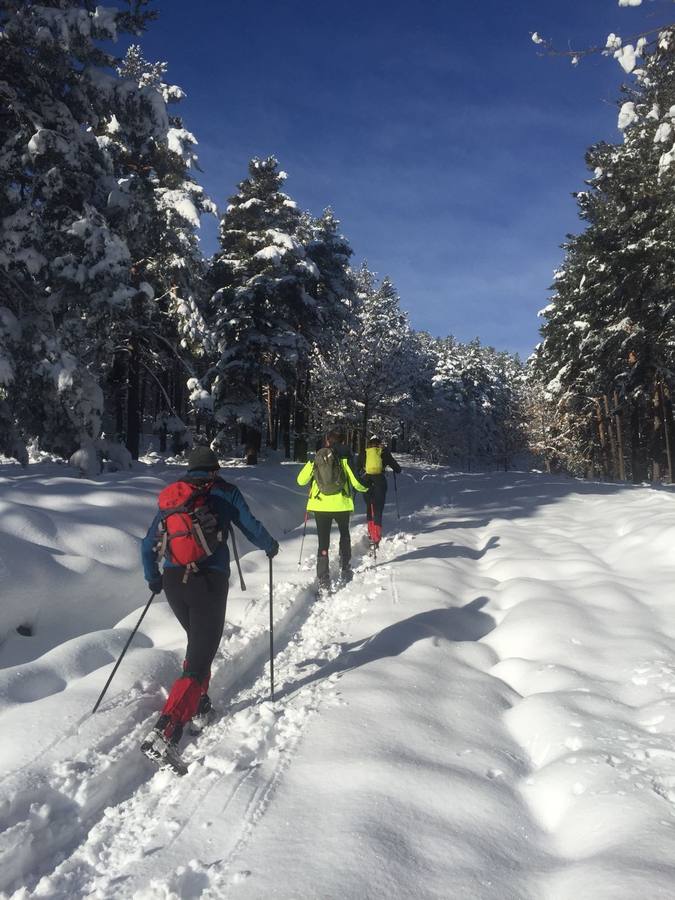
[{"xmin": 297, "ymin": 457, "xmax": 368, "ymax": 512}]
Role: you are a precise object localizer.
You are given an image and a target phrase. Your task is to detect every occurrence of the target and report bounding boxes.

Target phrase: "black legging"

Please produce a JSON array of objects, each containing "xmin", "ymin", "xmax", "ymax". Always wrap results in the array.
[
  {"xmin": 364, "ymin": 474, "xmax": 387, "ymax": 526},
  {"xmin": 314, "ymin": 511, "xmax": 351, "ymax": 578},
  {"xmin": 163, "ymin": 567, "xmax": 228, "ymax": 682}
]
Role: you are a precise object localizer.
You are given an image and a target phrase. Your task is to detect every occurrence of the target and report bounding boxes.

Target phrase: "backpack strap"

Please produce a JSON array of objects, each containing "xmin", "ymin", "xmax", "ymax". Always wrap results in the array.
[{"xmin": 192, "ymin": 521, "xmax": 212, "ymax": 556}]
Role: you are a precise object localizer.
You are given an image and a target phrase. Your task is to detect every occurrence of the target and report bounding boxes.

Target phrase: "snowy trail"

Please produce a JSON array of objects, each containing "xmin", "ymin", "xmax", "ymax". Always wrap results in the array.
[
  {"xmin": 9, "ymin": 536, "xmax": 406, "ymax": 898},
  {"xmin": 3, "ymin": 464, "xmax": 675, "ymax": 898}
]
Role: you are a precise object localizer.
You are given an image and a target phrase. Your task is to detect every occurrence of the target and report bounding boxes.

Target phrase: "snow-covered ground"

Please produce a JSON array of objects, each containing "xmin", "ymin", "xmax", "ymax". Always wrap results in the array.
[{"xmin": 2, "ymin": 460, "xmax": 675, "ymax": 899}]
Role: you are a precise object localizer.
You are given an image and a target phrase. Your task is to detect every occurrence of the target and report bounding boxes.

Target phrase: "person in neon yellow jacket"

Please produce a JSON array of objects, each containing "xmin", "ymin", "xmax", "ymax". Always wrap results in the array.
[{"xmin": 297, "ymin": 430, "xmax": 368, "ymax": 591}]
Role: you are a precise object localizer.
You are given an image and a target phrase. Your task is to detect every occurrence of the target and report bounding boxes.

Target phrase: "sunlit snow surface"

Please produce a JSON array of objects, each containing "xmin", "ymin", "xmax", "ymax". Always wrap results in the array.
[{"xmin": 1, "ymin": 460, "xmax": 675, "ymax": 899}]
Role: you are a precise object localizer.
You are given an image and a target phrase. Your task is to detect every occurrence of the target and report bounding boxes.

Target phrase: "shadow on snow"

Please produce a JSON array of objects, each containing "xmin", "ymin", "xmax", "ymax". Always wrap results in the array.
[{"xmin": 277, "ymin": 597, "xmax": 495, "ymax": 701}]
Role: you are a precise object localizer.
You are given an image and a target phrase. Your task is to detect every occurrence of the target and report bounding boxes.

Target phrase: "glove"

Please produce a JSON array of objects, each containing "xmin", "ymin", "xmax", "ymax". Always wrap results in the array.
[
  {"xmin": 266, "ymin": 540, "xmax": 279, "ymax": 559},
  {"xmin": 148, "ymin": 574, "xmax": 163, "ymax": 594}
]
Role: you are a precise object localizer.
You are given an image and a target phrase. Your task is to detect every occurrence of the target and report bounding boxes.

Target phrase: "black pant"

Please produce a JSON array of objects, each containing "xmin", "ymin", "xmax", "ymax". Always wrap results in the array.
[
  {"xmin": 314, "ymin": 511, "xmax": 351, "ymax": 581},
  {"xmin": 163, "ymin": 567, "xmax": 229, "ymax": 682},
  {"xmin": 364, "ymin": 474, "xmax": 387, "ymax": 526}
]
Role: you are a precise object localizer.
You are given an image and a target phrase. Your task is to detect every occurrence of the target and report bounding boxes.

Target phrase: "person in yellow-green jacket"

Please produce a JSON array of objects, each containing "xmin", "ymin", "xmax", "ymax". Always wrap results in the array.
[{"xmin": 297, "ymin": 430, "xmax": 368, "ymax": 592}]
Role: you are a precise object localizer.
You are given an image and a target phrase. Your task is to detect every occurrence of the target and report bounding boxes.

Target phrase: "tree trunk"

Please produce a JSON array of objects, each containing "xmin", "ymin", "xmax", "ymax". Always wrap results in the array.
[
  {"xmin": 595, "ymin": 399, "xmax": 610, "ymax": 479},
  {"xmin": 361, "ymin": 400, "xmax": 369, "ymax": 449},
  {"xmin": 612, "ymin": 392, "xmax": 627, "ymax": 481},
  {"xmin": 126, "ymin": 339, "xmax": 140, "ymax": 460},
  {"xmin": 660, "ymin": 383, "xmax": 674, "ymax": 483},
  {"xmin": 172, "ymin": 362, "xmax": 183, "ymax": 421},
  {"xmin": 278, "ymin": 393, "xmax": 291, "ymax": 458},
  {"xmin": 111, "ymin": 351, "xmax": 126, "ymax": 440},
  {"xmin": 603, "ymin": 395, "xmax": 618, "ymax": 479},
  {"xmin": 629, "ymin": 401, "xmax": 644, "ymax": 483}
]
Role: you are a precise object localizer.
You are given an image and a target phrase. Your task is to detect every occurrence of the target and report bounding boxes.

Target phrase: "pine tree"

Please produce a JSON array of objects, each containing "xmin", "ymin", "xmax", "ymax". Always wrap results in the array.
[
  {"xmin": 415, "ymin": 337, "xmax": 526, "ymax": 469},
  {"xmin": 0, "ymin": 1, "xmax": 155, "ymax": 459},
  {"xmin": 310, "ymin": 265, "xmax": 412, "ymax": 445},
  {"xmin": 100, "ymin": 44, "xmax": 215, "ymax": 457},
  {"xmin": 209, "ymin": 157, "xmax": 324, "ymax": 452},
  {"xmin": 535, "ymin": 27, "xmax": 675, "ymax": 480}
]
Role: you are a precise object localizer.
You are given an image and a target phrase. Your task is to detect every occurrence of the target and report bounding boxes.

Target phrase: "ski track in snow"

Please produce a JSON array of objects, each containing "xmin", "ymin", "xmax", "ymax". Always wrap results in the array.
[{"xmin": 2, "ymin": 528, "xmax": 410, "ymax": 899}]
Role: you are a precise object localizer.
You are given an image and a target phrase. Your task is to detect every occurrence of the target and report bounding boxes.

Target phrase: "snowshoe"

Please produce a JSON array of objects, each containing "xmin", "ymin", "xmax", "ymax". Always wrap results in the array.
[
  {"xmin": 140, "ymin": 717, "xmax": 188, "ymax": 776},
  {"xmin": 339, "ymin": 566, "xmax": 353, "ymax": 584},
  {"xmin": 368, "ymin": 541, "xmax": 378, "ymax": 559},
  {"xmin": 317, "ymin": 577, "xmax": 332, "ymax": 598},
  {"xmin": 189, "ymin": 694, "xmax": 216, "ymax": 736}
]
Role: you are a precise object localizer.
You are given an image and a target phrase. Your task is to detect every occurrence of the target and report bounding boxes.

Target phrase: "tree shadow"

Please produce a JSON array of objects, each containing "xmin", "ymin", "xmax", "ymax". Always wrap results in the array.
[
  {"xmin": 275, "ymin": 597, "xmax": 495, "ymax": 701},
  {"xmin": 396, "ymin": 470, "xmax": 655, "ymax": 531},
  {"xmin": 375, "ymin": 535, "xmax": 499, "ymax": 566},
  {"xmin": 417, "ymin": 518, "xmax": 493, "ymax": 534}
]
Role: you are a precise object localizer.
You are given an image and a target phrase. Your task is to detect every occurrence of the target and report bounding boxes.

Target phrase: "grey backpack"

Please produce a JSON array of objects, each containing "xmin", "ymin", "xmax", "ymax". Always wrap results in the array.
[{"xmin": 313, "ymin": 447, "xmax": 346, "ymax": 495}]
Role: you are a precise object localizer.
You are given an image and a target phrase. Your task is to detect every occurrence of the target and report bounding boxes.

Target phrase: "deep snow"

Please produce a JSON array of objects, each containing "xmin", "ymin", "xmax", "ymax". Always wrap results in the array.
[{"xmin": 1, "ymin": 460, "xmax": 675, "ymax": 899}]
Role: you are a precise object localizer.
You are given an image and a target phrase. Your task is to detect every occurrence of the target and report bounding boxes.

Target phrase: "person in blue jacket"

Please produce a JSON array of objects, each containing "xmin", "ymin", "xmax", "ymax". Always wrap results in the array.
[{"xmin": 140, "ymin": 445, "xmax": 278, "ymax": 769}]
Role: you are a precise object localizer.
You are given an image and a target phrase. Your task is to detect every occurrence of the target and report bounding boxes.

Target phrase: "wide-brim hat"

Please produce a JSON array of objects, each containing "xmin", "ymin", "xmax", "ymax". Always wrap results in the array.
[{"xmin": 187, "ymin": 446, "xmax": 220, "ymax": 471}]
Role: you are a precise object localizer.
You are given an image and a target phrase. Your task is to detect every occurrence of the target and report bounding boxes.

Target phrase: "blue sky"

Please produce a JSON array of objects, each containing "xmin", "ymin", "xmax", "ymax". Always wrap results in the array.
[{"xmin": 139, "ymin": 0, "xmax": 658, "ymax": 359}]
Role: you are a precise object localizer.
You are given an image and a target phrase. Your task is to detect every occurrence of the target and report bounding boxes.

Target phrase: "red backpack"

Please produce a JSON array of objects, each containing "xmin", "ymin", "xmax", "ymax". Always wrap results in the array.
[{"xmin": 155, "ymin": 480, "xmax": 223, "ymax": 579}]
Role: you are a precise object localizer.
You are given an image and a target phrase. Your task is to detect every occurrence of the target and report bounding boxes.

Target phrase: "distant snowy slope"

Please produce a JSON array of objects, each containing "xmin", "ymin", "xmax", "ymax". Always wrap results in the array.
[{"xmin": 1, "ymin": 464, "xmax": 675, "ymax": 899}]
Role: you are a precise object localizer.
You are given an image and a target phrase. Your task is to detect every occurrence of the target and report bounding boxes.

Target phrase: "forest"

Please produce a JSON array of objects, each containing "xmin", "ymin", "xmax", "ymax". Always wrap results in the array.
[{"xmin": 1, "ymin": 0, "xmax": 675, "ymax": 484}]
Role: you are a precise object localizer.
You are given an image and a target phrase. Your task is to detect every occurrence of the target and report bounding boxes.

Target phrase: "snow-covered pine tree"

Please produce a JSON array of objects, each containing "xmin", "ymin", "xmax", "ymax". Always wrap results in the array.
[
  {"xmin": 488, "ymin": 348, "xmax": 528, "ymax": 471},
  {"xmin": 535, "ymin": 27, "xmax": 675, "ymax": 480},
  {"xmin": 429, "ymin": 338, "xmax": 484, "ymax": 467},
  {"xmin": 392, "ymin": 329, "xmax": 437, "ymax": 460},
  {"xmin": 209, "ymin": 157, "xmax": 324, "ymax": 454},
  {"xmin": 288, "ymin": 207, "xmax": 357, "ymax": 458},
  {"xmin": 414, "ymin": 337, "xmax": 526, "ymax": 469},
  {"xmin": 0, "ymin": 1, "xmax": 154, "ymax": 461},
  {"xmin": 301, "ymin": 208, "xmax": 356, "ymax": 345},
  {"xmin": 99, "ymin": 44, "xmax": 215, "ymax": 457},
  {"xmin": 310, "ymin": 264, "xmax": 413, "ymax": 446}
]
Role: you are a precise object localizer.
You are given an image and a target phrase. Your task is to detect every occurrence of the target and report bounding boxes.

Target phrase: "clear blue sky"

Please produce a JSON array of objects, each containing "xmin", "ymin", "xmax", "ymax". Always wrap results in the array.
[{"xmin": 138, "ymin": 0, "xmax": 658, "ymax": 359}]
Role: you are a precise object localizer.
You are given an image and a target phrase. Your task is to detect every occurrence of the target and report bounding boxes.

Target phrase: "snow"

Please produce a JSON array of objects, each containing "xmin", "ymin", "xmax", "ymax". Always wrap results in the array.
[
  {"xmin": 618, "ymin": 101, "xmax": 638, "ymax": 130},
  {"xmin": 69, "ymin": 445, "xmax": 101, "ymax": 477},
  {"xmin": 156, "ymin": 188, "xmax": 201, "ymax": 228},
  {"xmin": 92, "ymin": 6, "xmax": 118, "ymax": 40},
  {"xmin": 26, "ymin": 128, "xmax": 72, "ymax": 161},
  {"xmin": 1, "ymin": 462, "xmax": 675, "ymax": 898},
  {"xmin": 659, "ymin": 145, "xmax": 675, "ymax": 175},
  {"xmin": 296, "ymin": 258, "xmax": 320, "ymax": 278},
  {"xmin": 265, "ymin": 229, "xmax": 302, "ymax": 253},
  {"xmin": 0, "ymin": 358, "xmax": 13, "ymax": 387},
  {"xmin": 615, "ymin": 44, "xmax": 637, "ymax": 74},
  {"xmin": 0, "ymin": 307, "xmax": 20, "ymax": 343},
  {"xmin": 655, "ymin": 122, "xmax": 673, "ymax": 143},
  {"xmin": 167, "ymin": 127, "xmax": 197, "ymax": 160},
  {"xmin": 252, "ymin": 245, "xmax": 284, "ymax": 264}
]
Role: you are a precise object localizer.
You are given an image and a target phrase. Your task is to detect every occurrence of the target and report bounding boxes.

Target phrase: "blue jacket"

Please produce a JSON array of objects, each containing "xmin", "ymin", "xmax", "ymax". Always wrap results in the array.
[{"xmin": 141, "ymin": 472, "xmax": 275, "ymax": 583}]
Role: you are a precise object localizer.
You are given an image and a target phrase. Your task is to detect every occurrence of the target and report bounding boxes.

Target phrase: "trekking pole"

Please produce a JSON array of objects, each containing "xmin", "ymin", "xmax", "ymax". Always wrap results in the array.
[
  {"xmin": 229, "ymin": 525, "xmax": 247, "ymax": 591},
  {"xmin": 269, "ymin": 556, "xmax": 275, "ymax": 701},
  {"xmin": 92, "ymin": 592, "xmax": 156, "ymax": 714},
  {"xmin": 394, "ymin": 472, "xmax": 400, "ymax": 519},
  {"xmin": 298, "ymin": 510, "xmax": 308, "ymax": 568}
]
